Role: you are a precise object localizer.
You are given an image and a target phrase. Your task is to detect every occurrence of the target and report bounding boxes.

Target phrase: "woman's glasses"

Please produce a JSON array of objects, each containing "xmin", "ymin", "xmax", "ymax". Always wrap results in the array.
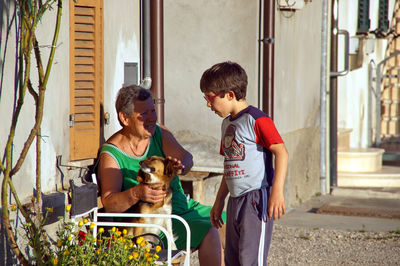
[{"xmin": 204, "ymin": 92, "xmax": 224, "ymax": 103}]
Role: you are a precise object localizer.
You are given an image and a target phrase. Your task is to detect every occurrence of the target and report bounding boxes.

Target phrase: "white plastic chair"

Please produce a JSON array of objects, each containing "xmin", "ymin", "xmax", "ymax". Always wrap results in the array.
[{"xmin": 69, "ymin": 174, "xmax": 191, "ymax": 266}]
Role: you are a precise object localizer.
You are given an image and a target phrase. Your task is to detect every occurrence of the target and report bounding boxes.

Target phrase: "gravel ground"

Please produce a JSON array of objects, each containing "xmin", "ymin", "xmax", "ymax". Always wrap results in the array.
[
  {"xmin": 184, "ymin": 224, "xmax": 400, "ymax": 265},
  {"xmin": 267, "ymin": 224, "xmax": 400, "ymax": 266}
]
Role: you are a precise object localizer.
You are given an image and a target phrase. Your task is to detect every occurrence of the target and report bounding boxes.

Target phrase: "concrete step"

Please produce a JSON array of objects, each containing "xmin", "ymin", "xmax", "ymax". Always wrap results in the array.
[
  {"xmin": 338, "ymin": 165, "xmax": 400, "ymax": 188},
  {"xmin": 331, "ymin": 186, "xmax": 400, "ymax": 200},
  {"xmin": 338, "ymin": 148, "xmax": 384, "ymax": 172}
]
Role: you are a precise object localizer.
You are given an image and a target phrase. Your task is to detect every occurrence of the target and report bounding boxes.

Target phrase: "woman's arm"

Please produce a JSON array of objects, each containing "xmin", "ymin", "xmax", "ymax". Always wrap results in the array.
[
  {"xmin": 98, "ymin": 153, "xmax": 166, "ymax": 213},
  {"xmin": 160, "ymin": 124, "xmax": 193, "ymax": 175}
]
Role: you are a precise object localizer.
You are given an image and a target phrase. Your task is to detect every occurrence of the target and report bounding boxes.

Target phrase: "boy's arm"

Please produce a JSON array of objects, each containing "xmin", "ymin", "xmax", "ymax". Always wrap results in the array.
[
  {"xmin": 211, "ymin": 175, "xmax": 229, "ymax": 228},
  {"xmin": 268, "ymin": 143, "xmax": 289, "ymax": 220}
]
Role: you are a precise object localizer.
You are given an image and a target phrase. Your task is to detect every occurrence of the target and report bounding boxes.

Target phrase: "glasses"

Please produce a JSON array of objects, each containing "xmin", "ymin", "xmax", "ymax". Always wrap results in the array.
[{"xmin": 204, "ymin": 92, "xmax": 224, "ymax": 103}]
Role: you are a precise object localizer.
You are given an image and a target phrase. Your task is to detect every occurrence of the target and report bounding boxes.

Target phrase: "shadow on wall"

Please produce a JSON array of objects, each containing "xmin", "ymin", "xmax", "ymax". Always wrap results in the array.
[
  {"xmin": 0, "ymin": 211, "xmax": 19, "ymax": 266},
  {"xmin": 0, "ymin": 0, "xmax": 18, "ymax": 102}
]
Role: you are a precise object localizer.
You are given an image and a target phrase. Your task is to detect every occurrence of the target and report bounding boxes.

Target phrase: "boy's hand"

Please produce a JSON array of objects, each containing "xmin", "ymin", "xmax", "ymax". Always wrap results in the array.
[
  {"xmin": 268, "ymin": 189, "xmax": 285, "ymax": 220},
  {"xmin": 210, "ymin": 199, "xmax": 225, "ymax": 228}
]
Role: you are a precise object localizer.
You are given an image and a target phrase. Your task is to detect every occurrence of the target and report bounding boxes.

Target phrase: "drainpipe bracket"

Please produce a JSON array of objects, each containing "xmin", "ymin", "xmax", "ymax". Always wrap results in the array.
[
  {"xmin": 153, "ymin": 98, "xmax": 165, "ymax": 104},
  {"xmin": 260, "ymin": 38, "xmax": 275, "ymax": 44}
]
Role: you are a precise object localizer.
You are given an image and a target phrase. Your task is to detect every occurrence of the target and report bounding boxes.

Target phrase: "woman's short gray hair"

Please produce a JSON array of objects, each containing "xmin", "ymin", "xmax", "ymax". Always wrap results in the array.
[{"xmin": 115, "ymin": 85, "xmax": 152, "ymax": 126}]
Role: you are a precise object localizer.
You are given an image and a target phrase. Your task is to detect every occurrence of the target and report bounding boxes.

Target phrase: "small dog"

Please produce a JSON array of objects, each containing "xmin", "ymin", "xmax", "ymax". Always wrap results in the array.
[{"xmin": 129, "ymin": 155, "xmax": 177, "ymax": 249}]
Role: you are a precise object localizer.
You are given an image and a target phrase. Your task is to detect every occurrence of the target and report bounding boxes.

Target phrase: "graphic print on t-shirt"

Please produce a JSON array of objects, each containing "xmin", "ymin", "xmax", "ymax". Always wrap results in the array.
[{"xmin": 223, "ymin": 124, "xmax": 245, "ymax": 161}]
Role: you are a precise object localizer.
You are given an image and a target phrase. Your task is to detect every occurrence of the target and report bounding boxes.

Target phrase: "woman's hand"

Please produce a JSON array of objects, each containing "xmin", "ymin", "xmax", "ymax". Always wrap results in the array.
[
  {"xmin": 166, "ymin": 156, "xmax": 185, "ymax": 175},
  {"xmin": 137, "ymin": 183, "xmax": 167, "ymax": 203}
]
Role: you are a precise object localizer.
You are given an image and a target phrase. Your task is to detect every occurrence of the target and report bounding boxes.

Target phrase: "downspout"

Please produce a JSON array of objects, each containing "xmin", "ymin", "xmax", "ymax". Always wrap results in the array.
[
  {"xmin": 320, "ymin": 0, "xmax": 329, "ymax": 195},
  {"xmin": 329, "ymin": 0, "xmax": 339, "ymax": 189},
  {"xmin": 263, "ymin": 0, "xmax": 275, "ymax": 118},
  {"xmin": 150, "ymin": 0, "xmax": 165, "ymax": 125},
  {"xmin": 140, "ymin": 0, "xmax": 152, "ymax": 90}
]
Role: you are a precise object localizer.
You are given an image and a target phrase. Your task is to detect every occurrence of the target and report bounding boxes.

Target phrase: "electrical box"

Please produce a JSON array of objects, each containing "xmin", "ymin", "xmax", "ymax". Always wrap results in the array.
[
  {"xmin": 277, "ymin": 0, "xmax": 305, "ymax": 10},
  {"xmin": 124, "ymin": 62, "xmax": 138, "ymax": 86}
]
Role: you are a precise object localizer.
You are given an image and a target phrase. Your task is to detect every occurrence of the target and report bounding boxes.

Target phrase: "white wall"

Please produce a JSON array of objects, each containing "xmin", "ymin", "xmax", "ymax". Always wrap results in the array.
[
  {"xmin": 337, "ymin": 0, "xmax": 396, "ymax": 148},
  {"xmin": 103, "ymin": 0, "xmax": 141, "ymax": 139},
  {"xmin": 164, "ymin": 0, "xmax": 259, "ymax": 138},
  {"xmin": 0, "ymin": 1, "xmax": 70, "ymax": 197}
]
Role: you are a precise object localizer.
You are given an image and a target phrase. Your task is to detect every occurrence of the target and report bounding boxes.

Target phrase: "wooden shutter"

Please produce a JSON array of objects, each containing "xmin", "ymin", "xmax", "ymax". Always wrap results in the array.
[{"xmin": 69, "ymin": 0, "xmax": 103, "ymax": 161}]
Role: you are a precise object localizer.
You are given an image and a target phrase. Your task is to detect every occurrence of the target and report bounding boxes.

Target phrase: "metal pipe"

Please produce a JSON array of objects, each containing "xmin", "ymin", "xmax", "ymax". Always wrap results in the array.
[
  {"xmin": 329, "ymin": 0, "xmax": 339, "ymax": 189},
  {"xmin": 140, "ymin": 0, "xmax": 152, "ymax": 89},
  {"xmin": 320, "ymin": 0, "xmax": 329, "ymax": 195},
  {"xmin": 257, "ymin": 0, "xmax": 263, "ymax": 110},
  {"xmin": 263, "ymin": 0, "xmax": 275, "ymax": 118},
  {"xmin": 150, "ymin": 0, "xmax": 165, "ymax": 125}
]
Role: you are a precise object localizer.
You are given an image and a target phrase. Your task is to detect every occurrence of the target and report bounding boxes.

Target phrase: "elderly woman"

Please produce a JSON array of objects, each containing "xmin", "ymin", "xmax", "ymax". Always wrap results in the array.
[{"xmin": 98, "ymin": 85, "xmax": 225, "ymax": 265}]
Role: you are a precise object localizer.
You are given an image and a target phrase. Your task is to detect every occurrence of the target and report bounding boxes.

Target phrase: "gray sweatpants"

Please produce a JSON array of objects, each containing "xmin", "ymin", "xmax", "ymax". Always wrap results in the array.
[{"xmin": 225, "ymin": 187, "xmax": 274, "ymax": 266}]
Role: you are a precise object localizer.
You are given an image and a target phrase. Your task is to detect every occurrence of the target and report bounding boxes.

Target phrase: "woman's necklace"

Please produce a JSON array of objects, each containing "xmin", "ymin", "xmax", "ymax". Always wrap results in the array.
[{"xmin": 127, "ymin": 138, "xmax": 148, "ymax": 157}]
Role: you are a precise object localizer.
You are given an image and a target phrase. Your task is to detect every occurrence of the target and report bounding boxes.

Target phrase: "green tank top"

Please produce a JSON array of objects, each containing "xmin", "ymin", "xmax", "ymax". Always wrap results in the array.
[{"xmin": 100, "ymin": 124, "xmax": 198, "ymax": 214}]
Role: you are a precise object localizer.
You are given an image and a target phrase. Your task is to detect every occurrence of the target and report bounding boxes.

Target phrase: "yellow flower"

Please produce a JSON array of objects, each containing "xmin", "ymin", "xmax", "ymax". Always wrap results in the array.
[
  {"xmin": 63, "ymin": 249, "xmax": 70, "ymax": 255},
  {"xmin": 96, "ymin": 249, "xmax": 101, "ymax": 254},
  {"xmin": 155, "ymin": 245, "xmax": 162, "ymax": 253},
  {"xmin": 89, "ymin": 222, "xmax": 95, "ymax": 230},
  {"xmin": 66, "ymin": 205, "xmax": 71, "ymax": 212},
  {"xmin": 53, "ymin": 258, "xmax": 58, "ymax": 265},
  {"xmin": 98, "ymin": 227, "xmax": 104, "ymax": 234},
  {"xmin": 147, "ymin": 257, "xmax": 153, "ymax": 262},
  {"xmin": 48, "ymin": 208, "xmax": 54, "ymax": 213},
  {"xmin": 68, "ymin": 236, "xmax": 73, "ymax": 241},
  {"xmin": 140, "ymin": 240, "xmax": 146, "ymax": 247},
  {"xmin": 122, "ymin": 229, "xmax": 128, "ymax": 235},
  {"xmin": 144, "ymin": 252, "xmax": 150, "ymax": 258},
  {"xmin": 124, "ymin": 245, "xmax": 128, "ymax": 250},
  {"xmin": 111, "ymin": 227, "xmax": 116, "ymax": 232},
  {"xmin": 116, "ymin": 231, "xmax": 122, "ymax": 237},
  {"xmin": 132, "ymin": 252, "xmax": 139, "ymax": 258},
  {"xmin": 154, "ymin": 254, "xmax": 159, "ymax": 260},
  {"xmin": 136, "ymin": 236, "xmax": 144, "ymax": 245},
  {"xmin": 57, "ymin": 240, "xmax": 62, "ymax": 247},
  {"xmin": 129, "ymin": 242, "xmax": 133, "ymax": 248},
  {"xmin": 129, "ymin": 255, "xmax": 133, "ymax": 260},
  {"xmin": 11, "ymin": 204, "xmax": 17, "ymax": 212},
  {"xmin": 97, "ymin": 239, "xmax": 103, "ymax": 245},
  {"xmin": 146, "ymin": 248, "xmax": 150, "ymax": 253},
  {"xmin": 78, "ymin": 221, "xmax": 83, "ymax": 227},
  {"xmin": 83, "ymin": 218, "xmax": 88, "ymax": 224}
]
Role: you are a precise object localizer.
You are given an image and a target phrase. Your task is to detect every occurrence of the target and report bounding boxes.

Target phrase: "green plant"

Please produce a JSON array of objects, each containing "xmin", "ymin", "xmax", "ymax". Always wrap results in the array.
[{"xmin": 390, "ymin": 228, "xmax": 400, "ymax": 234}]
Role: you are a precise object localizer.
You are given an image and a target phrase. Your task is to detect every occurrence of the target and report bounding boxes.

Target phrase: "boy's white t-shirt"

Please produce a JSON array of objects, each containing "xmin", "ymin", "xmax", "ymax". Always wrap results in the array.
[{"xmin": 220, "ymin": 105, "xmax": 283, "ymax": 197}]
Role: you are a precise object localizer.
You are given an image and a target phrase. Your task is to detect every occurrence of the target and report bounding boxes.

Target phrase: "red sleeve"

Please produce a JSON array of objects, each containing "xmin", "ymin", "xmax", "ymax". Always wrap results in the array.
[
  {"xmin": 219, "ymin": 140, "xmax": 224, "ymax": 156},
  {"xmin": 254, "ymin": 116, "xmax": 283, "ymax": 150}
]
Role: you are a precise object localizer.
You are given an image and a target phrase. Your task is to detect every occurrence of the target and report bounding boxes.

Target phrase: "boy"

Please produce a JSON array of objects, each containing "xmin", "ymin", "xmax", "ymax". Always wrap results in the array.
[{"xmin": 200, "ymin": 61, "xmax": 289, "ymax": 266}]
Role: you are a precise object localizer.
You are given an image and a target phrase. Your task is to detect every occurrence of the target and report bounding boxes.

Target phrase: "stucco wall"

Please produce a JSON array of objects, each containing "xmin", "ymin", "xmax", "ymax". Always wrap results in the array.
[
  {"xmin": 0, "ymin": 1, "xmax": 71, "ymax": 200},
  {"xmin": 164, "ymin": 0, "xmax": 259, "ymax": 136},
  {"xmin": 337, "ymin": 1, "xmax": 396, "ymax": 148},
  {"xmin": 274, "ymin": 2, "xmax": 322, "ymax": 206},
  {"xmin": 103, "ymin": 0, "xmax": 140, "ymax": 139}
]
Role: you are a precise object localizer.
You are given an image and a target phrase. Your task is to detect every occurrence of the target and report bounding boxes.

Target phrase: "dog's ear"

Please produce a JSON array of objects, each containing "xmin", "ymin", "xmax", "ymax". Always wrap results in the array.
[{"xmin": 164, "ymin": 159, "xmax": 177, "ymax": 177}]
